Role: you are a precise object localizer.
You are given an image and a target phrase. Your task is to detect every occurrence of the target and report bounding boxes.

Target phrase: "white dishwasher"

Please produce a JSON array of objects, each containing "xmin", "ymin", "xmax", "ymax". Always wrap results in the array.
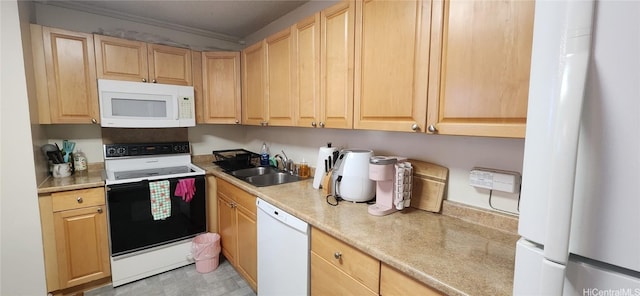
[{"xmin": 256, "ymin": 198, "xmax": 310, "ymax": 296}]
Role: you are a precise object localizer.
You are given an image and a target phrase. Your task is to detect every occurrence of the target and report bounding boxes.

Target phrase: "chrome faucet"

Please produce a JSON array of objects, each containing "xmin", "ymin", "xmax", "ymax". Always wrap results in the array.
[{"xmin": 274, "ymin": 150, "xmax": 294, "ymax": 174}]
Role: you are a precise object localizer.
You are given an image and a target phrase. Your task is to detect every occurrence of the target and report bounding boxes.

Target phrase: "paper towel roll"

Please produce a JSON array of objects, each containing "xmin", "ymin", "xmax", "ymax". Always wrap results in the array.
[{"xmin": 313, "ymin": 146, "xmax": 338, "ymax": 189}]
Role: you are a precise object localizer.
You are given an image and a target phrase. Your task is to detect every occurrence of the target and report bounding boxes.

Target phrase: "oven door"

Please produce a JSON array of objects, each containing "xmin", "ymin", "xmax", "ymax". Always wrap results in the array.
[{"xmin": 106, "ymin": 175, "xmax": 206, "ymax": 257}]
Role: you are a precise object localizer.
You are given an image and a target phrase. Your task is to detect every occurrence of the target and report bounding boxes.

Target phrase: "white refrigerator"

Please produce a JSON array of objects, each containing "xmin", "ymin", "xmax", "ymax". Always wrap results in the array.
[{"xmin": 514, "ymin": 0, "xmax": 640, "ymax": 295}]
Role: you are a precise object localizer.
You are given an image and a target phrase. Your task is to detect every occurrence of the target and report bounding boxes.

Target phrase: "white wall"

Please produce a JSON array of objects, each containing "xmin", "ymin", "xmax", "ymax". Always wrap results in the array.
[
  {"xmin": 34, "ymin": 2, "xmax": 243, "ymax": 51},
  {"xmin": 242, "ymin": 0, "xmax": 339, "ymax": 46},
  {"xmin": 191, "ymin": 125, "xmax": 524, "ymax": 213},
  {"xmin": 0, "ymin": 0, "xmax": 48, "ymax": 294}
]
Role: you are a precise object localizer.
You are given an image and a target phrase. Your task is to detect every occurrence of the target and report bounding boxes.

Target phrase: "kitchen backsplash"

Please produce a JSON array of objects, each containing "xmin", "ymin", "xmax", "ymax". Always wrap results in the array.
[{"xmin": 43, "ymin": 124, "xmax": 524, "ymax": 214}]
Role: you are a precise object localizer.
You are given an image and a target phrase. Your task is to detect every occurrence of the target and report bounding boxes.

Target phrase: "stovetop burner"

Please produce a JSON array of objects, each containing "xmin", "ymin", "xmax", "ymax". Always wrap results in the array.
[{"xmin": 114, "ymin": 166, "xmax": 193, "ymax": 180}]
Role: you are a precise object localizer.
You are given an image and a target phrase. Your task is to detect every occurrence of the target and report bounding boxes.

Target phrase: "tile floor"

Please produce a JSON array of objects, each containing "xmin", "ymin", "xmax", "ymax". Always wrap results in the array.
[{"xmin": 86, "ymin": 257, "xmax": 255, "ymax": 296}]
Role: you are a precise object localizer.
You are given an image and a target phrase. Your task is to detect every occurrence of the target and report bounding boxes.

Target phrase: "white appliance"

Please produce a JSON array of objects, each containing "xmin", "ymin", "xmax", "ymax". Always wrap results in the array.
[
  {"xmin": 103, "ymin": 142, "xmax": 206, "ymax": 287},
  {"xmin": 256, "ymin": 198, "xmax": 309, "ymax": 296},
  {"xmin": 98, "ymin": 79, "xmax": 195, "ymax": 128},
  {"xmin": 368, "ymin": 156, "xmax": 411, "ymax": 216},
  {"xmin": 513, "ymin": 0, "xmax": 640, "ymax": 295},
  {"xmin": 331, "ymin": 149, "xmax": 376, "ymax": 202}
]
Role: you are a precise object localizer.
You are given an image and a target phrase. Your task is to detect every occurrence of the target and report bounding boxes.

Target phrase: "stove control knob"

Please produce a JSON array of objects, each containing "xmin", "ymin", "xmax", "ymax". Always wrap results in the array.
[
  {"xmin": 106, "ymin": 147, "xmax": 117, "ymax": 156},
  {"xmin": 116, "ymin": 147, "xmax": 126, "ymax": 155}
]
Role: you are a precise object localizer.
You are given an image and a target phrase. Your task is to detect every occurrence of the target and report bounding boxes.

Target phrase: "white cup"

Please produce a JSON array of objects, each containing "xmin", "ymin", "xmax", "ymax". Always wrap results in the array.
[{"xmin": 52, "ymin": 163, "xmax": 73, "ymax": 178}]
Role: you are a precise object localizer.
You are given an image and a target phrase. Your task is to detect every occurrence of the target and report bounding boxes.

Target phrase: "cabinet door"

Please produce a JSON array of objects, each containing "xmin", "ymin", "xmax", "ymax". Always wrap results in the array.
[
  {"xmin": 427, "ymin": 0, "xmax": 534, "ymax": 138},
  {"xmin": 354, "ymin": 0, "xmax": 430, "ymax": 132},
  {"xmin": 311, "ymin": 253, "xmax": 378, "ymax": 296},
  {"xmin": 217, "ymin": 193, "xmax": 237, "ymax": 264},
  {"xmin": 380, "ymin": 263, "xmax": 443, "ymax": 296},
  {"xmin": 320, "ymin": 1, "xmax": 355, "ymax": 129},
  {"xmin": 242, "ymin": 41, "xmax": 268, "ymax": 126},
  {"xmin": 94, "ymin": 35, "xmax": 148, "ymax": 82},
  {"xmin": 148, "ymin": 44, "xmax": 193, "ymax": 85},
  {"xmin": 294, "ymin": 14, "xmax": 321, "ymax": 128},
  {"xmin": 53, "ymin": 205, "xmax": 110, "ymax": 288},
  {"xmin": 265, "ymin": 28, "xmax": 296, "ymax": 126},
  {"xmin": 43, "ymin": 27, "xmax": 99, "ymax": 124},
  {"xmin": 236, "ymin": 206, "xmax": 257, "ymax": 291},
  {"xmin": 202, "ymin": 52, "xmax": 241, "ymax": 124}
]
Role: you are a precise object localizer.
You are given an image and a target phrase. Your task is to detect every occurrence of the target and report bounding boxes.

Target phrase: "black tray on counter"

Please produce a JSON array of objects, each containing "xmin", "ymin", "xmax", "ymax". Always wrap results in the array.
[{"xmin": 212, "ymin": 149, "xmax": 260, "ymax": 171}]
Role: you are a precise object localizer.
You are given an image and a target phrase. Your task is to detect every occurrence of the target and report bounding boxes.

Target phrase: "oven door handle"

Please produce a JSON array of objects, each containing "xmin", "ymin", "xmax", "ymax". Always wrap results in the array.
[{"xmin": 107, "ymin": 179, "xmax": 150, "ymax": 192}]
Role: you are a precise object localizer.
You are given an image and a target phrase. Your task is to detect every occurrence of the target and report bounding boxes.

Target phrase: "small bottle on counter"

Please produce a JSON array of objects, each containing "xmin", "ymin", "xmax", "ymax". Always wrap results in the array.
[
  {"xmin": 73, "ymin": 150, "xmax": 87, "ymax": 171},
  {"xmin": 298, "ymin": 159, "xmax": 310, "ymax": 178},
  {"xmin": 260, "ymin": 142, "xmax": 270, "ymax": 166}
]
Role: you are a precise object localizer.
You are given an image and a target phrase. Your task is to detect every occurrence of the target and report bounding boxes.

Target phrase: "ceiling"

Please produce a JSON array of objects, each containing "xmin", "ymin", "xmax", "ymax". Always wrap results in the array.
[{"xmin": 36, "ymin": 0, "xmax": 310, "ymax": 42}]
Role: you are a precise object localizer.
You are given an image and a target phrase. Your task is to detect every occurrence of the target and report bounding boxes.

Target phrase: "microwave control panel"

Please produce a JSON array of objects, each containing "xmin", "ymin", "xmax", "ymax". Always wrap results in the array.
[{"xmin": 179, "ymin": 97, "xmax": 194, "ymax": 119}]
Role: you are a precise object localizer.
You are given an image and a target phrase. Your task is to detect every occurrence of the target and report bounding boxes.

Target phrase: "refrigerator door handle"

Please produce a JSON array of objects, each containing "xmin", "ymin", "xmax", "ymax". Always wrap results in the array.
[{"xmin": 543, "ymin": 0, "xmax": 595, "ymax": 266}]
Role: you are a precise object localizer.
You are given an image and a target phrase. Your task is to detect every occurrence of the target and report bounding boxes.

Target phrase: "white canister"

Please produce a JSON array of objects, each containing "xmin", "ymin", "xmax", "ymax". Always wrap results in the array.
[
  {"xmin": 52, "ymin": 162, "xmax": 73, "ymax": 178},
  {"xmin": 73, "ymin": 151, "xmax": 87, "ymax": 171}
]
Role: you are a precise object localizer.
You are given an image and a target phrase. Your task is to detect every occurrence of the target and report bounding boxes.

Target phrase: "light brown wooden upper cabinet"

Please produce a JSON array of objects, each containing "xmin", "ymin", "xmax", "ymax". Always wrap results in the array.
[
  {"xmin": 320, "ymin": 1, "xmax": 355, "ymax": 129},
  {"xmin": 241, "ymin": 1, "xmax": 354, "ymax": 129},
  {"xmin": 241, "ymin": 28, "xmax": 296, "ymax": 127},
  {"xmin": 199, "ymin": 51, "xmax": 241, "ymax": 124},
  {"xmin": 265, "ymin": 27, "xmax": 296, "ymax": 126},
  {"xmin": 94, "ymin": 35, "xmax": 193, "ymax": 85},
  {"xmin": 294, "ymin": 14, "xmax": 321, "ymax": 128},
  {"xmin": 426, "ymin": 0, "xmax": 534, "ymax": 138},
  {"xmin": 241, "ymin": 41, "xmax": 268, "ymax": 126},
  {"xmin": 31, "ymin": 25, "xmax": 100, "ymax": 124},
  {"xmin": 354, "ymin": 0, "xmax": 431, "ymax": 133}
]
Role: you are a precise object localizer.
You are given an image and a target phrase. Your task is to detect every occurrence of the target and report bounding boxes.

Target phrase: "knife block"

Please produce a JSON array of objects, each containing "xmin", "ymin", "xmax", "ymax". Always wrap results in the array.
[{"xmin": 321, "ymin": 171, "xmax": 332, "ymax": 195}]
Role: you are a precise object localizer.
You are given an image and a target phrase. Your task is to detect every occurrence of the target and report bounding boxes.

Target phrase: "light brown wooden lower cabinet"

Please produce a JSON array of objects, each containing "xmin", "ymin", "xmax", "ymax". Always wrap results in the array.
[
  {"xmin": 310, "ymin": 227, "xmax": 379, "ymax": 295},
  {"xmin": 39, "ymin": 187, "xmax": 111, "ymax": 295},
  {"xmin": 380, "ymin": 263, "xmax": 444, "ymax": 296},
  {"xmin": 310, "ymin": 227, "xmax": 443, "ymax": 296},
  {"xmin": 216, "ymin": 178, "xmax": 257, "ymax": 291}
]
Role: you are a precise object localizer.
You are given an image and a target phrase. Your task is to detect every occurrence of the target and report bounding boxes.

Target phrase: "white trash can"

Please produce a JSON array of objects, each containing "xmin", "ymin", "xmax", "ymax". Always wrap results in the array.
[{"xmin": 192, "ymin": 232, "xmax": 221, "ymax": 273}]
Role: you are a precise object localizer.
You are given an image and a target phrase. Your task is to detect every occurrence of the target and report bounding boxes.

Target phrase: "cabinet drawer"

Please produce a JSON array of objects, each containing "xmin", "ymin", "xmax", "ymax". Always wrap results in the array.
[
  {"xmin": 52, "ymin": 187, "xmax": 105, "ymax": 212},
  {"xmin": 311, "ymin": 252, "xmax": 377, "ymax": 296},
  {"xmin": 218, "ymin": 178, "xmax": 256, "ymax": 216},
  {"xmin": 311, "ymin": 227, "xmax": 379, "ymax": 292},
  {"xmin": 380, "ymin": 263, "xmax": 442, "ymax": 296}
]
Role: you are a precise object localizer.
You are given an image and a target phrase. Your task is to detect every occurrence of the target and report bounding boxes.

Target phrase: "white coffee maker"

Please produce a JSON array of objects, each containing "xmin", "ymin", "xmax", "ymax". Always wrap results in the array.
[{"xmin": 368, "ymin": 156, "xmax": 412, "ymax": 216}]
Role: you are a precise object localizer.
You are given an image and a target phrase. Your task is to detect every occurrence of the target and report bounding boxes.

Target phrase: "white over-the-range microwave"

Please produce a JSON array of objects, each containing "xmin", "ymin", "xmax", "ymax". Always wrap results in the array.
[{"xmin": 98, "ymin": 79, "xmax": 196, "ymax": 128}]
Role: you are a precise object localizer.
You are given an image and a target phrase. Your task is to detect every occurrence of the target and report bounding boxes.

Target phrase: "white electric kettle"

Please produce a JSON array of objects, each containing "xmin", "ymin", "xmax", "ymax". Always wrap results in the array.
[{"xmin": 331, "ymin": 149, "xmax": 375, "ymax": 202}]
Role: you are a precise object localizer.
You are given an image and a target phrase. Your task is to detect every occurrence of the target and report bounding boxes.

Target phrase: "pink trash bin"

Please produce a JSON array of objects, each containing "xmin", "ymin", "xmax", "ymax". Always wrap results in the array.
[{"xmin": 192, "ymin": 232, "xmax": 221, "ymax": 273}]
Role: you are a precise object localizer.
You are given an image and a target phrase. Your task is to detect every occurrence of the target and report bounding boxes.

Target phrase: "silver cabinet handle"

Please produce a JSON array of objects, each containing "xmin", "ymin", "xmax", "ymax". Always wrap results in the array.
[
  {"xmin": 427, "ymin": 125, "xmax": 438, "ymax": 133},
  {"xmin": 76, "ymin": 197, "xmax": 83, "ymax": 203},
  {"xmin": 411, "ymin": 123, "xmax": 420, "ymax": 131},
  {"xmin": 334, "ymin": 252, "xmax": 342, "ymax": 260},
  {"xmin": 91, "ymin": 118, "xmax": 97, "ymax": 124},
  {"xmin": 142, "ymin": 78, "xmax": 147, "ymax": 82},
  {"xmin": 235, "ymin": 119, "xmax": 240, "ymax": 124},
  {"xmin": 152, "ymin": 79, "xmax": 157, "ymax": 83},
  {"xmin": 319, "ymin": 122, "xmax": 325, "ymax": 128},
  {"xmin": 97, "ymin": 207, "xmax": 103, "ymax": 214},
  {"xmin": 311, "ymin": 121, "xmax": 317, "ymax": 127}
]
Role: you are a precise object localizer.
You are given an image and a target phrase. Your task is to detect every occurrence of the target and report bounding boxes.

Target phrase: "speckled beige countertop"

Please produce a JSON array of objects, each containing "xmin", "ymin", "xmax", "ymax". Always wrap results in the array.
[
  {"xmin": 197, "ymin": 161, "xmax": 519, "ymax": 296},
  {"xmin": 37, "ymin": 169, "xmax": 105, "ymax": 194},
  {"xmin": 36, "ymin": 160, "xmax": 518, "ymax": 295}
]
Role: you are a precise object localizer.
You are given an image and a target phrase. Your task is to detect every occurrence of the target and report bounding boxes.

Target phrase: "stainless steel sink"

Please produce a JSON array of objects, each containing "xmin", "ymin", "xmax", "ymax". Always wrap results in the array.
[
  {"xmin": 230, "ymin": 166, "xmax": 279, "ymax": 178},
  {"xmin": 228, "ymin": 167, "xmax": 304, "ymax": 187},
  {"xmin": 245, "ymin": 172, "xmax": 302, "ymax": 187}
]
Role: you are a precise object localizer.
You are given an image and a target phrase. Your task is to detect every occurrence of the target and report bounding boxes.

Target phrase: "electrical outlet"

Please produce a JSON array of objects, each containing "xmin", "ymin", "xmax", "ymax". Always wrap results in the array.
[{"xmin": 469, "ymin": 168, "xmax": 521, "ymax": 194}]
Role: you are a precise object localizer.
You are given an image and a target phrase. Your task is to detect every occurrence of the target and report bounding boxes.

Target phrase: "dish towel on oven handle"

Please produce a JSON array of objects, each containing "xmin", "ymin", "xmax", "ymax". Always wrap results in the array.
[
  {"xmin": 175, "ymin": 178, "xmax": 196, "ymax": 203},
  {"xmin": 149, "ymin": 180, "xmax": 171, "ymax": 220}
]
